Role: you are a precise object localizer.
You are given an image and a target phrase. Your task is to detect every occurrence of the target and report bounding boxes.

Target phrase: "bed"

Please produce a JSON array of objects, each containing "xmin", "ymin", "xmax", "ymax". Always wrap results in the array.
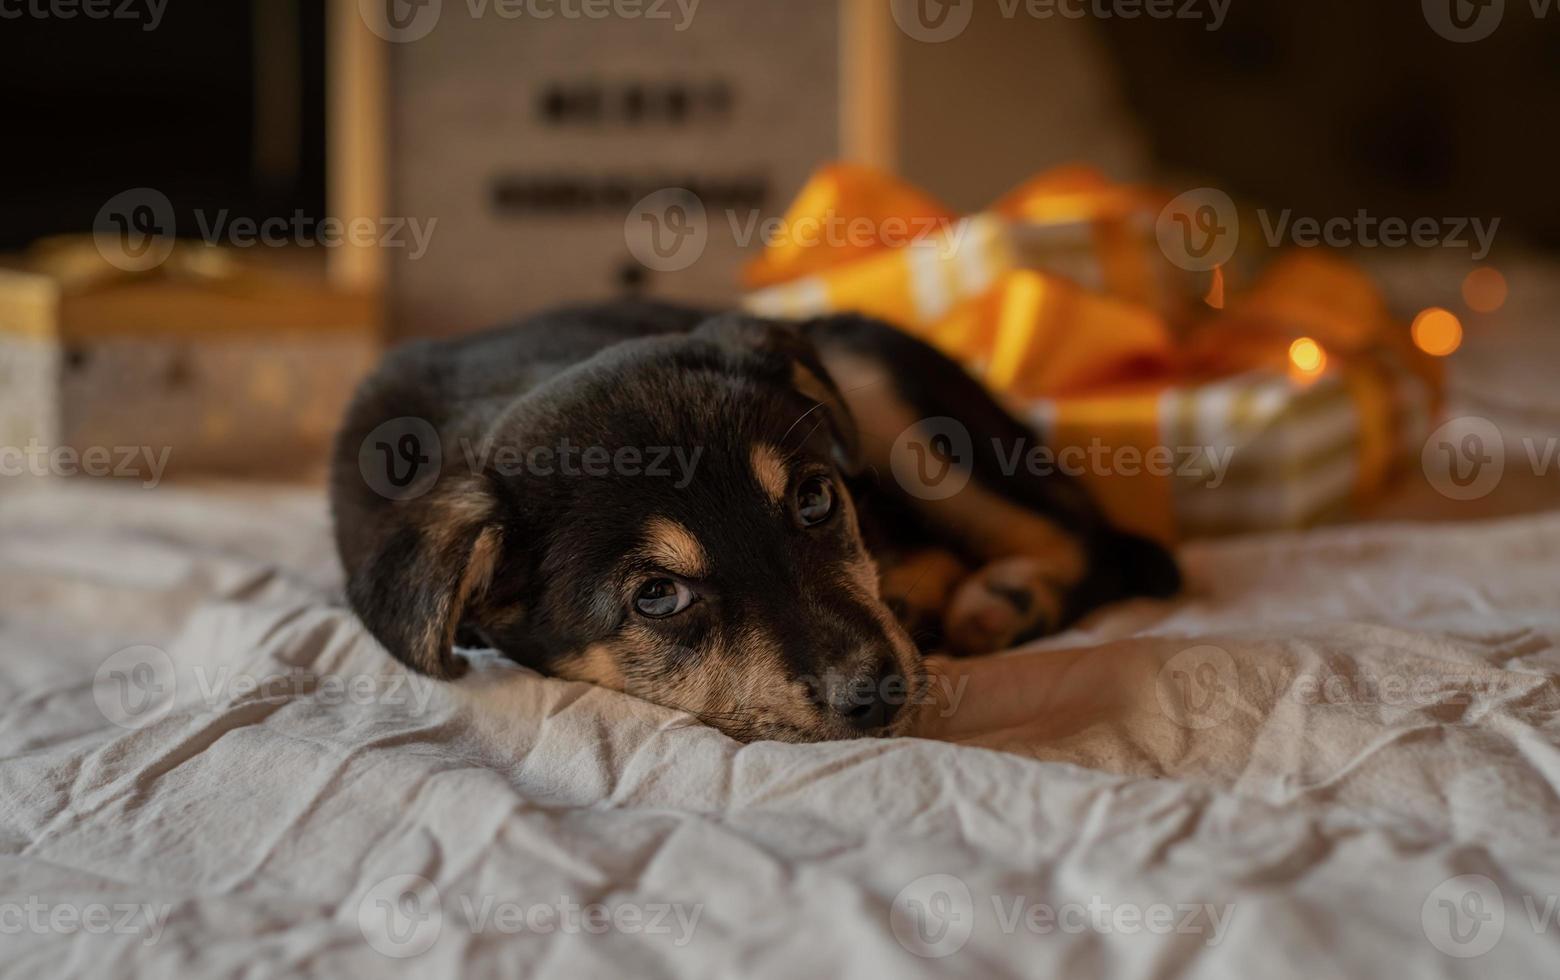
[
  {"xmin": 3, "ymin": 468, "xmax": 1558, "ymax": 978},
  {"xmin": 4, "ymin": 254, "xmax": 1557, "ymax": 978}
]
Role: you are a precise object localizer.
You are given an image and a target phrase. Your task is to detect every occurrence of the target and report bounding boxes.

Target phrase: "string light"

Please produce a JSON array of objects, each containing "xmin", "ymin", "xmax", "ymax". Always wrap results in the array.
[
  {"xmin": 1288, "ymin": 336, "xmax": 1326, "ymax": 377},
  {"xmin": 1461, "ymin": 267, "xmax": 1507, "ymax": 313},
  {"xmin": 1411, "ymin": 307, "xmax": 1463, "ymax": 357}
]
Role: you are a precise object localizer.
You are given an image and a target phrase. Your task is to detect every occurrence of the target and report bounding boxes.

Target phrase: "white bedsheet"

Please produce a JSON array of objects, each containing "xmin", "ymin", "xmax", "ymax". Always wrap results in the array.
[{"xmin": 3, "ymin": 481, "xmax": 1558, "ymax": 978}]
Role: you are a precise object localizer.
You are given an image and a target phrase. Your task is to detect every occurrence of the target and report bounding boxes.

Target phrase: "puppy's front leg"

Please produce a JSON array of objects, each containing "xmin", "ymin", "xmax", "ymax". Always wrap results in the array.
[{"xmin": 807, "ymin": 315, "xmax": 1178, "ymax": 656}]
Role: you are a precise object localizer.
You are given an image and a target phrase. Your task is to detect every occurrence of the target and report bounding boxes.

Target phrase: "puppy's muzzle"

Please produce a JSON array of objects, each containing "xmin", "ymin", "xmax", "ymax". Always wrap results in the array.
[{"xmin": 819, "ymin": 657, "xmax": 908, "ymax": 734}]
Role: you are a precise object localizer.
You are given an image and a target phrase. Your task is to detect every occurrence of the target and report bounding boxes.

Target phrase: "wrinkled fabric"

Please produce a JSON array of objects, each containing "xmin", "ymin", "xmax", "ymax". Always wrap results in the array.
[{"xmin": 2, "ymin": 481, "xmax": 1557, "ymax": 978}]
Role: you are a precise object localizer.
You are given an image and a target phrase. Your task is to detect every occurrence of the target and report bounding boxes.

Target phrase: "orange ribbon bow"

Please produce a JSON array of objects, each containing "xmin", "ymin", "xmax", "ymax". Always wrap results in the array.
[{"xmin": 742, "ymin": 163, "xmax": 1440, "ymax": 541}]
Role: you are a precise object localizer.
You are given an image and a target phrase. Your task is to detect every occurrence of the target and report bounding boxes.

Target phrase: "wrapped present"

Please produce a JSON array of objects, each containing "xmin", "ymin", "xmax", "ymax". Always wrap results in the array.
[
  {"xmin": 0, "ymin": 238, "xmax": 379, "ymax": 483},
  {"xmin": 743, "ymin": 164, "xmax": 1440, "ymax": 541}
]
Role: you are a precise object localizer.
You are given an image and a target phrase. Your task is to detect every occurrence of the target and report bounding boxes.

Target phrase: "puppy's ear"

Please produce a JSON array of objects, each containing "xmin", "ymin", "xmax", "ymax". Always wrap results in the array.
[
  {"xmin": 340, "ymin": 475, "xmax": 502, "ymax": 680},
  {"xmin": 694, "ymin": 314, "xmax": 863, "ymax": 473}
]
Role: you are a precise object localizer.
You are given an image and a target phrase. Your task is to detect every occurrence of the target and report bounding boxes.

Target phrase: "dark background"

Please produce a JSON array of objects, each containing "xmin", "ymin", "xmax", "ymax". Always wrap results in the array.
[
  {"xmin": 2, "ymin": 0, "xmax": 1557, "ymax": 251},
  {"xmin": 0, "ymin": 1, "xmax": 328, "ymax": 252}
]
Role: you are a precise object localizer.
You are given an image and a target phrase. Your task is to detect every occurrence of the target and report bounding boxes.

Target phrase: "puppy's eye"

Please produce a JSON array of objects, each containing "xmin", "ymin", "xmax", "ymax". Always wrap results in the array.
[
  {"xmin": 795, "ymin": 475, "xmax": 836, "ymax": 526},
  {"xmin": 634, "ymin": 578, "xmax": 694, "ymax": 618}
]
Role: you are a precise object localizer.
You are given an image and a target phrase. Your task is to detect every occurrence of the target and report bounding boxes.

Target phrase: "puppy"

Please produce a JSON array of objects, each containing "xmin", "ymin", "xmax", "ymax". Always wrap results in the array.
[{"xmin": 330, "ymin": 302, "xmax": 1178, "ymax": 742}]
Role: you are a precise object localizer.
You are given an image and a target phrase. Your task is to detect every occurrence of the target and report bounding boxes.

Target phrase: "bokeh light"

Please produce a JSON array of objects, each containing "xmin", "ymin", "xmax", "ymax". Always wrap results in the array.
[
  {"xmin": 1461, "ymin": 266, "xmax": 1507, "ymax": 313},
  {"xmin": 1411, "ymin": 307, "xmax": 1463, "ymax": 357},
  {"xmin": 1288, "ymin": 336, "xmax": 1326, "ymax": 376}
]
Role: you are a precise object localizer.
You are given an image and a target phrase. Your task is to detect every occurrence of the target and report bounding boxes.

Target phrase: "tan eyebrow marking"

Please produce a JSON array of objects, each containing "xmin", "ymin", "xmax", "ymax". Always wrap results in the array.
[
  {"xmin": 791, "ymin": 361, "xmax": 835, "ymax": 408},
  {"xmin": 640, "ymin": 516, "xmax": 709, "ymax": 578},
  {"xmin": 751, "ymin": 444, "xmax": 789, "ymax": 505}
]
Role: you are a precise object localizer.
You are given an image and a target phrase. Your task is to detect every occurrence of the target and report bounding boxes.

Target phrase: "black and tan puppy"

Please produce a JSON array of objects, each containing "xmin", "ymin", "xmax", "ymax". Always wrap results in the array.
[{"xmin": 330, "ymin": 302, "xmax": 1178, "ymax": 742}]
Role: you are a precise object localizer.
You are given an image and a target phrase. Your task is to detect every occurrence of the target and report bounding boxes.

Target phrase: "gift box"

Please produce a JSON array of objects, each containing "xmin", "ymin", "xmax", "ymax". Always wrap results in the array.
[
  {"xmin": 744, "ymin": 164, "xmax": 1441, "ymax": 541},
  {"xmin": 0, "ymin": 239, "xmax": 379, "ymax": 483}
]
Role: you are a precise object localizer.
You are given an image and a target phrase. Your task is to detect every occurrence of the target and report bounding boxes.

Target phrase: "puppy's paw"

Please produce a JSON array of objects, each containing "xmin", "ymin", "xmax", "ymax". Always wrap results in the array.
[{"xmin": 942, "ymin": 557, "xmax": 1065, "ymax": 657}]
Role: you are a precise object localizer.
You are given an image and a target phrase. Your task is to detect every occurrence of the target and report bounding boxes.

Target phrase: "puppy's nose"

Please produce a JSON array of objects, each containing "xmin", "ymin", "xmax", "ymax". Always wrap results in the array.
[{"xmin": 831, "ymin": 663, "xmax": 905, "ymax": 733}]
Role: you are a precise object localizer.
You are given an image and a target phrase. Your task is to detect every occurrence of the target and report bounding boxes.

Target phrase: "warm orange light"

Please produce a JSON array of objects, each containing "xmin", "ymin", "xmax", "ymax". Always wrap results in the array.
[
  {"xmin": 1204, "ymin": 264, "xmax": 1225, "ymax": 310},
  {"xmin": 1412, "ymin": 307, "xmax": 1463, "ymax": 357},
  {"xmin": 1461, "ymin": 266, "xmax": 1507, "ymax": 313},
  {"xmin": 1288, "ymin": 336, "xmax": 1326, "ymax": 375}
]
